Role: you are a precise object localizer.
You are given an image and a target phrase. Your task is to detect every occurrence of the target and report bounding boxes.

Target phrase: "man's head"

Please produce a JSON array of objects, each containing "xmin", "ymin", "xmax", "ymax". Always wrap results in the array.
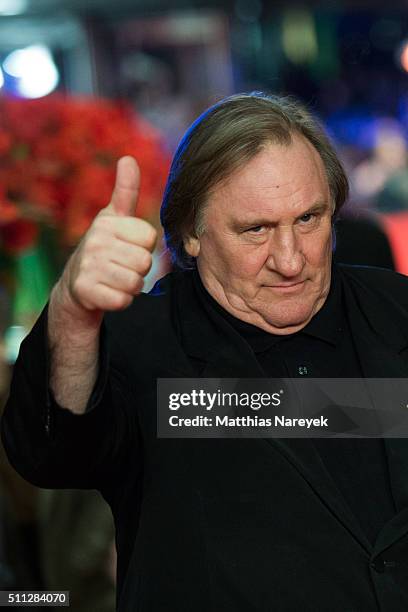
[{"xmin": 160, "ymin": 93, "xmax": 349, "ymax": 334}]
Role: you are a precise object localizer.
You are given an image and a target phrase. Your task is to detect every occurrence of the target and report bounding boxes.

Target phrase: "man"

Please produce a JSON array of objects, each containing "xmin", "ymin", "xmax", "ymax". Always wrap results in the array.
[{"xmin": 2, "ymin": 93, "xmax": 408, "ymax": 611}]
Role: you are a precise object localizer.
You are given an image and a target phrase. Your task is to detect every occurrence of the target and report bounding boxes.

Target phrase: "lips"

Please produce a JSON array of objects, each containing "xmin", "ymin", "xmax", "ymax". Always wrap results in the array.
[
  {"xmin": 265, "ymin": 280, "xmax": 306, "ymax": 293},
  {"xmin": 272, "ymin": 281, "xmax": 304, "ymax": 287}
]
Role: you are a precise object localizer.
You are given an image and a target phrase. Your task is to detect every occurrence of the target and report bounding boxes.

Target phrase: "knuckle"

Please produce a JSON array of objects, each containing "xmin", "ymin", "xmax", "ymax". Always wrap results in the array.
[
  {"xmin": 136, "ymin": 219, "xmax": 157, "ymax": 248},
  {"xmin": 78, "ymin": 255, "xmax": 91, "ymax": 275},
  {"xmin": 146, "ymin": 226, "xmax": 158, "ymax": 248},
  {"xmin": 113, "ymin": 293, "xmax": 133, "ymax": 310},
  {"xmin": 75, "ymin": 274, "xmax": 90, "ymax": 293},
  {"xmin": 93, "ymin": 214, "xmax": 113, "ymax": 234},
  {"xmin": 138, "ymin": 250, "xmax": 152, "ymax": 273},
  {"xmin": 132, "ymin": 273, "xmax": 144, "ymax": 294},
  {"xmin": 83, "ymin": 233, "xmax": 101, "ymax": 253},
  {"xmin": 71, "ymin": 276, "xmax": 90, "ymax": 304},
  {"xmin": 126, "ymin": 272, "xmax": 143, "ymax": 295}
]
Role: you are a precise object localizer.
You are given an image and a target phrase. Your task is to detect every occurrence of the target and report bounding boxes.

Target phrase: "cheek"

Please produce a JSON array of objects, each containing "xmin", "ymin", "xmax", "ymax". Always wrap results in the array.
[
  {"xmin": 241, "ymin": 247, "xmax": 270, "ymax": 275},
  {"xmin": 201, "ymin": 234, "xmax": 267, "ymax": 276},
  {"xmin": 304, "ymin": 232, "xmax": 332, "ymax": 269},
  {"xmin": 220, "ymin": 241, "xmax": 270, "ymax": 279}
]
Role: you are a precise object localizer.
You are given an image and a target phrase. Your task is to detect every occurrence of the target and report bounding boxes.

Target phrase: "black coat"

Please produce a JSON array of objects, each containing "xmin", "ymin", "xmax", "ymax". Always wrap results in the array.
[{"xmin": 3, "ymin": 264, "xmax": 408, "ymax": 612}]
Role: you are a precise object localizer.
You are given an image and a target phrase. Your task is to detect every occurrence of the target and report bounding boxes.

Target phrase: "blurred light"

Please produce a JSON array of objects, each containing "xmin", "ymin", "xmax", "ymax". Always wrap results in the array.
[
  {"xmin": 0, "ymin": 68, "xmax": 3, "ymax": 90},
  {"xmin": 4, "ymin": 325, "xmax": 27, "ymax": 364},
  {"xmin": 0, "ymin": 0, "xmax": 28, "ymax": 15},
  {"xmin": 374, "ymin": 118, "xmax": 406, "ymax": 170},
  {"xmin": 325, "ymin": 114, "xmax": 376, "ymax": 150},
  {"xmin": 3, "ymin": 45, "xmax": 59, "ymax": 98},
  {"xmin": 282, "ymin": 8, "xmax": 318, "ymax": 65},
  {"xmin": 399, "ymin": 41, "xmax": 408, "ymax": 73}
]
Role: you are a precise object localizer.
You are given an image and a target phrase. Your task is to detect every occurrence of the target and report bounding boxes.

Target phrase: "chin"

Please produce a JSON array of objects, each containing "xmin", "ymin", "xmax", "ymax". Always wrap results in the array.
[{"xmin": 262, "ymin": 305, "xmax": 314, "ymax": 331}]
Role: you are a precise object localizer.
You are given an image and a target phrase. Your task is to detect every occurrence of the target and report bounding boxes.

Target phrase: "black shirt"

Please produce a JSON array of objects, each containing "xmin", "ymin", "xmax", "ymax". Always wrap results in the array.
[{"xmin": 193, "ymin": 268, "xmax": 396, "ymax": 544}]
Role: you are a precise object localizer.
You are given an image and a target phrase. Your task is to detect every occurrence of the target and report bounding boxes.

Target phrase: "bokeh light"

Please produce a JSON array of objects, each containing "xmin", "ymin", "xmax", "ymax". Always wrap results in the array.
[
  {"xmin": 399, "ymin": 40, "xmax": 408, "ymax": 73},
  {"xmin": 3, "ymin": 45, "xmax": 59, "ymax": 98},
  {"xmin": 0, "ymin": 0, "xmax": 27, "ymax": 16}
]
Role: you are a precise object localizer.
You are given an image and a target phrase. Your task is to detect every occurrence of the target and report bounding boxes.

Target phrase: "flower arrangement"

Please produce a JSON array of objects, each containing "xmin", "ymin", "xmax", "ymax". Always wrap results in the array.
[{"xmin": 0, "ymin": 95, "xmax": 170, "ymax": 252}]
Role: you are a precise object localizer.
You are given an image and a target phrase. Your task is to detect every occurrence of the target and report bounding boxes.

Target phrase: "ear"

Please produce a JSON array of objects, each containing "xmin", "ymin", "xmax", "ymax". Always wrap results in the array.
[{"xmin": 184, "ymin": 235, "xmax": 201, "ymax": 258}]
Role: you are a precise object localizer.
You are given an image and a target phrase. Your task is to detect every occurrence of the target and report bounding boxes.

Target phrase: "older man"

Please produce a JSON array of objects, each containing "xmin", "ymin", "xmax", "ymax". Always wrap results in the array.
[{"xmin": 3, "ymin": 94, "xmax": 408, "ymax": 611}]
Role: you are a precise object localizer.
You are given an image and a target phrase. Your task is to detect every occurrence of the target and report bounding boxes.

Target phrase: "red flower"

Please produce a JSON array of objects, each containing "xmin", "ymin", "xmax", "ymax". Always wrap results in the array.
[
  {"xmin": 0, "ymin": 94, "xmax": 170, "ymax": 251},
  {"xmin": 0, "ymin": 131, "xmax": 11, "ymax": 155},
  {"xmin": 2, "ymin": 219, "xmax": 38, "ymax": 253},
  {"xmin": 0, "ymin": 191, "xmax": 19, "ymax": 225}
]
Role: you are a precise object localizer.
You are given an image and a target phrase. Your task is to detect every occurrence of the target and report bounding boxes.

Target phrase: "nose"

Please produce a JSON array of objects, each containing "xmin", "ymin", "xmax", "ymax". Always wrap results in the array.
[{"xmin": 266, "ymin": 226, "xmax": 306, "ymax": 278}]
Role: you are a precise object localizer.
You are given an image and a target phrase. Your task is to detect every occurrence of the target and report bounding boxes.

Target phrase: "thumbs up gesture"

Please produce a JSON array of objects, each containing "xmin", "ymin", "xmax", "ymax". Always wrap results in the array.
[{"xmin": 55, "ymin": 156, "xmax": 157, "ymax": 321}]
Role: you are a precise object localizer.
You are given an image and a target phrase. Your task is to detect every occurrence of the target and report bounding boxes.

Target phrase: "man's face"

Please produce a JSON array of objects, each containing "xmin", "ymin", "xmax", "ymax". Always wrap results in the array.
[{"xmin": 185, "ymin": 135, "xmax": 334, "ymax": 335}]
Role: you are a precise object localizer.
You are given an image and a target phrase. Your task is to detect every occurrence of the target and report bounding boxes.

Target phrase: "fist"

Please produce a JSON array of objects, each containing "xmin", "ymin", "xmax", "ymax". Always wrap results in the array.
[{"xmin": 58, "ymin": 156, "xmax": 157, "ymax": 316}]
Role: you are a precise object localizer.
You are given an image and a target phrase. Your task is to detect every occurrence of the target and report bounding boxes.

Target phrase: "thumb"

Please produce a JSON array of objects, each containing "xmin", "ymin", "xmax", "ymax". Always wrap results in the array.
[{"xmin": 110, "ymin": 156, "xmax": 140, "ymax": 216}]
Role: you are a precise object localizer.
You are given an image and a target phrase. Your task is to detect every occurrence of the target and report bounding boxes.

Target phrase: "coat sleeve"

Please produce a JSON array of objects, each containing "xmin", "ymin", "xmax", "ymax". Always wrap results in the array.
[{"xmin": 1, "ymin": 305, "xmax": 140, "ymax": 491}]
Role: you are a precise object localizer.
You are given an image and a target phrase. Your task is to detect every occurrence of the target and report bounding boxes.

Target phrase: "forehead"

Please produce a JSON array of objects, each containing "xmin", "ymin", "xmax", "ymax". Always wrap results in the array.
[{"xmin": 206, "ymin": 135, "xmax": 331, "ymax": 222}]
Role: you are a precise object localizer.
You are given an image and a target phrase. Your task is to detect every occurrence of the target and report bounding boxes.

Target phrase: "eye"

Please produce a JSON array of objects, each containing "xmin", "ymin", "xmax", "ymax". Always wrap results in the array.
[
  {"xmin": 246, "ymin": 225, "xmax": 265, "ymax": 233},
  {"xmin": 299, "ymin": 213, "xmax": 315, "ymax": 223}
]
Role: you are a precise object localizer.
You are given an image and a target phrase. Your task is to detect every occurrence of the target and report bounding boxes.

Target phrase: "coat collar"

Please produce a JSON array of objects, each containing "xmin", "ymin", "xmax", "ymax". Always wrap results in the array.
[
  {"xmin": 192, "ymin": 267, "xmax": 343, "ymax": 352},
  {"xmin": 173, "ymin": 269, "xmax": 265, "ymax": 377}
]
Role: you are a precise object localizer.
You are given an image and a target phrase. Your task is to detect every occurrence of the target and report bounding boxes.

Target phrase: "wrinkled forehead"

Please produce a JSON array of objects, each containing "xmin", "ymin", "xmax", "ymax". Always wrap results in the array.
[{"xmin": 203, "ymin": 137, "xmax": 332, "ymax": 222}]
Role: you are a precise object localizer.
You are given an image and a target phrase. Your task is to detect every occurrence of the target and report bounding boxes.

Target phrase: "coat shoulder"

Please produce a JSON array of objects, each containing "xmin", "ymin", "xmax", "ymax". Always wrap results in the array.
[
  {"xmin": 337, "ymin": 264, "xmax": 408, "ymax": 310},
  {"xmin": 104, "ymin": 272, "xmax": 180, "ymax": 332},
  {"xmin": 102, "ymin": 271, "xmax": 192, "ymax": 377}
]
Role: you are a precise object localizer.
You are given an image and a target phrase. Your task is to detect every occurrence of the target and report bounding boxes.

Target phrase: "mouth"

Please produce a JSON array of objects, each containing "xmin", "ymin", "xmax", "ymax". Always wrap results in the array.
[{"xmin": 265, "ymin": 280, "xmax": 306, "ymax": 293}]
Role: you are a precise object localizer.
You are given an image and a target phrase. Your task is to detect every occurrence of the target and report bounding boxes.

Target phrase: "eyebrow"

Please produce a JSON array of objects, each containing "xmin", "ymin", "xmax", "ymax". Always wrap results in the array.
[
  {"xmin": 295, "ymin": 201, "xmax": 331, "ymax": 219},
  {"xmin": 232, "ymin": 201, "xmax": 331, "ymax": 229}
]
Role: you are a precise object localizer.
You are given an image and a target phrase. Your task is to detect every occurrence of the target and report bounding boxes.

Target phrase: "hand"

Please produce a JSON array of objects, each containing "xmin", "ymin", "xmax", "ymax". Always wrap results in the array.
[{"xmin": 54, "ymin": 156, "xmax": 157, "ymax": 322}]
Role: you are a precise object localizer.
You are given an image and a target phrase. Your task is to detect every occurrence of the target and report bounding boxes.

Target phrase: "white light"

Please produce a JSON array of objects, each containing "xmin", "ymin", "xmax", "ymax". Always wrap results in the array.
[
  {"xmin": 0, "ymin": 0, "xmax": 28, "ymax": 16},
  {"xmin": 3, "ymin": 45, "xmax": 59, "ymax": 98},
  {"xmin": 4, "ymin": 325, "xmax": 27, "ymax": 364},
  {"xmin": 0, "ymin": 68, "xmax": 3, "ymax": 89}
]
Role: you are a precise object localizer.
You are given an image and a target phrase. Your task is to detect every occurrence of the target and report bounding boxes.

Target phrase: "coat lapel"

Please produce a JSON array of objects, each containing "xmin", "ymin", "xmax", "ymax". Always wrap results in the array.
[
  {"xmin": 268, "ymin": 436, "xmax": 373, "ymax": 551},
  {"xmin": 340, "ymin": 268, "xmax": 408, "ymax": 551}
]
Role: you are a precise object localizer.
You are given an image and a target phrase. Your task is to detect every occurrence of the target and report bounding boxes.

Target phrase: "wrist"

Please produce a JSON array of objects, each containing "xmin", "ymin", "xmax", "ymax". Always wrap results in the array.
[{"xmin": 49, "ymin": 280, "xmax": 103, "ymax": 337}]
